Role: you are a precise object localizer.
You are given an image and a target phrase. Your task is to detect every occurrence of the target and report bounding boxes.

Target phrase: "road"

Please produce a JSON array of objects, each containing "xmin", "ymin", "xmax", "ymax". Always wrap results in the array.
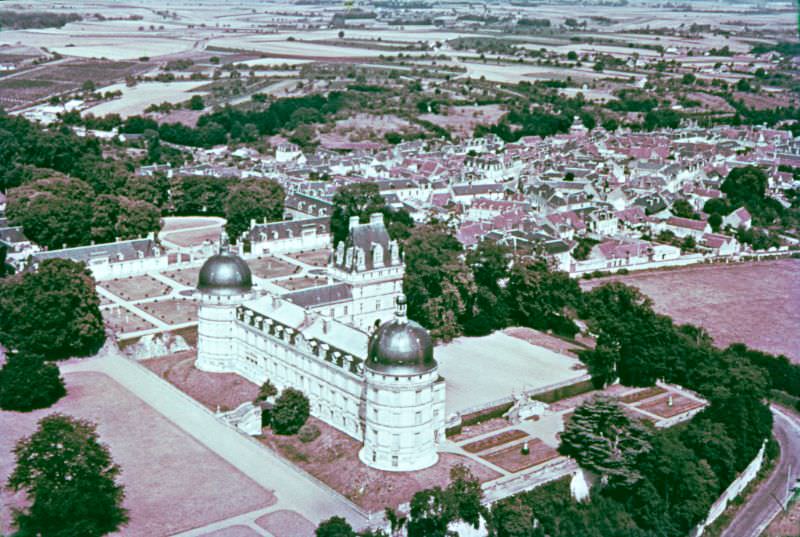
[
  {"xmin": 721, "ymin": 406, "xmax": 800, "ymax": 537},
  {"xmin": 60, "ymin": 349, "xmax": 370, "ymax": 533}
]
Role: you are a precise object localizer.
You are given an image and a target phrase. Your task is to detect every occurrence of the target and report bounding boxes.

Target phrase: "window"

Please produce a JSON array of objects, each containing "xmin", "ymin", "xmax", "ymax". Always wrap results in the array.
[
  {"xmin": 344, "ymin": 305, "xmax": 348, "ymax": 316},
  {"xmin": 415, "ymin": 411, "xmax": 422, "ymax": 425},
  {"xmin": 372, "ymin": 451, "xmax": 377, "ymax": 463},
  {"xmin": 392, "ymin": 434, "xmax": 400, "ymax": 448},
  {"xmin": 376, "ymin": 300, "xmax": 380, "ymax": 311},
  {"xmin": 391, "ymin": 455, "xmax": 398, "ymax": 467}
]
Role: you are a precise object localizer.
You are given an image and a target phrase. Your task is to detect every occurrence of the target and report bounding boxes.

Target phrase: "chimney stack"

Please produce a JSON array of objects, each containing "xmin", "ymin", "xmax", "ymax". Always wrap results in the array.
[
  {"xmin": 370, "ymin": 212, "xmax": 384, "ymax": 225},
  {"xmin": 349, "ymin": 216, "xmax": 360, "ymax": 230}
]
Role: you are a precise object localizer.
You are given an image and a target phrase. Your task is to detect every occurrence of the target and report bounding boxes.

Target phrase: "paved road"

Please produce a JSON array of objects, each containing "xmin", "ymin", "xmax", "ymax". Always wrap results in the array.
[
  {"xmin": 721, "ymin": 406, "xmax": 800, "ymax": 537},
  {"xmin": 61, "ymin": 349, "xmax": 369, "ymax": 532}
]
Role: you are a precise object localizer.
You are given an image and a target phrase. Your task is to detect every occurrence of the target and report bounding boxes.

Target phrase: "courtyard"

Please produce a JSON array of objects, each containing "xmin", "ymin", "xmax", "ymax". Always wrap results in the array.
[{"xmin": 437, "ymin": 331, "xmax": 588, "ymax": 415}]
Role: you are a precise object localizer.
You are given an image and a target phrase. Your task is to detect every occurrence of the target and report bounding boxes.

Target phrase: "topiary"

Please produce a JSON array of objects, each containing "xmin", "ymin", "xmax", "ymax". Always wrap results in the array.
[{"xmin": 271, "ymin": 388, "xmax": 310, "ymax": 435}]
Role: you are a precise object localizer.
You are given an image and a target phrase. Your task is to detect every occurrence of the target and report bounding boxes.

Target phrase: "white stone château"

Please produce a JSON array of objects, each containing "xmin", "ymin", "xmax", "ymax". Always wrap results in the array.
[{"xmin": 195, "ymin": 219, "xmax": 445, "ymax": 472}]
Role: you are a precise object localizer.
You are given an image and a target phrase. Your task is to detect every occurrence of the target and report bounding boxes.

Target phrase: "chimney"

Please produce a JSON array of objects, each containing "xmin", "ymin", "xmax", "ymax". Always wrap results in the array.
[
  {"xmin": 349, "ymin": 216, "xmax": 360, "ymax": 230},
  {"xmin": 322, "ymin": 318, "xmax": 330, "ymax": 334},
  {"xmin": 369, "ymin": 212, "xmax": 384, "ymax": 225}
]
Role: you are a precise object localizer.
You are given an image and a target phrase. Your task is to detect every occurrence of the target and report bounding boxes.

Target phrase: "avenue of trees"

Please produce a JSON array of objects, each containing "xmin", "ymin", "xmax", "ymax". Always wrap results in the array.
[
  {"xmin": 7, "ymin": 414, "xmax": 128, "ymax": 536},
  {"xmin": 0, "ymin": 259, "xmax": 106, "ymax": 411}
]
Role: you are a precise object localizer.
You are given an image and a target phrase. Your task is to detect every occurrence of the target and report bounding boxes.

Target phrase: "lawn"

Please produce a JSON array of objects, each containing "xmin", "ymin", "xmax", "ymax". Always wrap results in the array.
[
  {"xmin": 0, "ymin": 371, "xmax": 275, "ymax": 537},
  {"xmin": 100, "ymin": 275, "xmax": 173, "ymax": 302},
  {"xmin": 482, "ymin": 438, "xmax": 559, "ymax": 473}
]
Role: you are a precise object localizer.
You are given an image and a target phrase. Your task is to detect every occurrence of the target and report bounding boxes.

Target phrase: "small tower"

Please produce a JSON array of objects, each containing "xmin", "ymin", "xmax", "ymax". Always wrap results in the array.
[
  {"xmin": 360, "ymin": 296, "xmax": 445, "ymax": 472},
  {"xmin": 195, "ymin": 237, "xmax": 254, "ymax": 372}
]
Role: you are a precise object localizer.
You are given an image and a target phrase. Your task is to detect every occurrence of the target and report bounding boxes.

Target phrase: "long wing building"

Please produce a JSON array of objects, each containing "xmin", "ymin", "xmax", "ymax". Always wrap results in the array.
[{"xmin": 194, "ymin": 215, "xmax": 446, "ymax": 472}]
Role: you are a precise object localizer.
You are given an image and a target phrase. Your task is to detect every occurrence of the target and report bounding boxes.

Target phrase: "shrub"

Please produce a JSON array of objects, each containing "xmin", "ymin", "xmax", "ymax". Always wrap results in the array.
[
  {"xmin": 271, "ymin": 388, "xmax": 310, "ymax": 435},
  {"xmin": 297, "ymin": 422, "xmax": 321, "ymax": 443}
]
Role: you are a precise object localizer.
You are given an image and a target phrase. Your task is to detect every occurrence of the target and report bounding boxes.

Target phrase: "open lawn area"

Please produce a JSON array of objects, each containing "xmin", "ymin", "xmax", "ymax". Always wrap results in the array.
[
  {"xmin": 0, "ymin": 371, "xmax": 275, "ymax": 537},
  {"xmin": 255, "ymin": 510, "xmax": 316, "ymax": 537},
  {"xmin": 99, "ymin": 275, "xmax": 173, "ymax": 302},
  {"xmin": 259, "ymin": 418, "xmax": 499, "ymax": 512},
  {"xmin": 164, "ymin": 227, "xmax": 223, "ymax": 248}
]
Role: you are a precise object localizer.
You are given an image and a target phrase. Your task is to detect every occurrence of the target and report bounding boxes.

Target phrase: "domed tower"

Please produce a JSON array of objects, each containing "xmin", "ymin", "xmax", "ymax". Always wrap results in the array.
[
  {"xmin": 195, "ymin": 244, "xmax": 254, "ymax": 373},
  {"xmin": 359, "ymin": 296, "xmax": 445, "ymax": 472}
]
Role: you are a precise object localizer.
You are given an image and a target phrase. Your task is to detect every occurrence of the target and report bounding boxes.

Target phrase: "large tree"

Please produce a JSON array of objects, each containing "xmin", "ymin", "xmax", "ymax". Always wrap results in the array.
[
  {"xmin": 0, "ymin": 259, "xmax": 105, "ymax": 358},
  {"xmin": 7, "ymin": 414, "xmax": 128, "ymax": 537},
  {"xmin": 558, "ymin": 397, "xmax": 652, "ymax": 491},
  {"xmin": 402, "ymin": 223, "xmax": 475, "ymax": 341},
  {"xmin": 0, "ymin": 351, "xmax": 66, "ymax": 411},
  {"xmin": 506, "ymin": 259, "xmax": 581, "ymax": 337},
  {"xmin": 224, "ymin": 179, "xmax": 285, "ymax": 241},
  {"xmin": 330, "ymin": 183, "xmax": 388, "ymax": 245},
  {"xmin": 6, "ymin": 176, "xmax": 94, "ymax": 249}
]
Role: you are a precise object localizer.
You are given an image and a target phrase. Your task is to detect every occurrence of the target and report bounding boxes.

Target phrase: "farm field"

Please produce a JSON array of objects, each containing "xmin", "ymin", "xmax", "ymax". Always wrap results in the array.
[
  {"xmin": 85, "ymin": 80, "xmax": 210, "ymax": 118},
  {"xmin": 581, "ymin": 259, "xmax": 800, "ymax": 363}
]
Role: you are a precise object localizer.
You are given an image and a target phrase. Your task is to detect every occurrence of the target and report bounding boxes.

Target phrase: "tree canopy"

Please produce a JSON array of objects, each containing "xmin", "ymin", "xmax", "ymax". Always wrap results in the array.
[
  {"xmin": 224, "ymin": 179, "xmax": 285, "ymax": 241},
  {"xmin": 7, "ymin": 414, "xmax": 128, "ymax": 537},
  {"xmin": 0, "ymin": 259, "xmax": 105, "ymax": 359},
  {"xmin": 0, "ymin": 351, "xmax": 66, "ymax": 411},
  {"xmin": 271, "ymin": 388, "xmax": 310, "ymax": 435}
]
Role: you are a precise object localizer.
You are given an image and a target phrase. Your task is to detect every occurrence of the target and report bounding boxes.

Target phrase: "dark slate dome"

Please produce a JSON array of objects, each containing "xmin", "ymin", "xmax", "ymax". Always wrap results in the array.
[
  {"xmin": 197, "ymin": 251, "xmax": 253, "ymax": 296},
  {"xmin": 367, "ymin": 296, "xmax": 436, "ymax": 376}
]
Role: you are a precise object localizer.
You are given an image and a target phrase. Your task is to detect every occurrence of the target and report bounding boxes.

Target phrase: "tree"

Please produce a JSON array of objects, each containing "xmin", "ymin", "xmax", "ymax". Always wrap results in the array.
[
  {"xmin": 559, "ymin": 397, "xmax": 652, "ymax": 491},
  {"xmin": 721, "ymin": 165, "xmax": 768, "ymax": 206},
  {"xmin": 671, "ymin": 199, "xmax": 697, "ymax": 219},
  {"xmin": 224, "ymin": 179, "xmax": 285, "ymax": 241},
  {"xmin": 406, "ymin": 487, "xmax": 453, "ymax": 537},
  {"xmin": 506, "ymin": 259, "xmax": 581, "ymax": 337},
  {"xmin": 271, "ymin": 388, "xmax": 310, "ymax": 435},
  {"xmin": 256, "ymin": 379, "xmax": 278, "ymax": 401},
  {"xmin": 0, "ymin": 351, "xmax": 66, "ymax": 411},
  {"xmin": 444, "ymin": 465, "xmax": 483, "ymax": 528},
  {"xmin": 188, "ymin": 95, "xmax": 205, "ymax": 110},
  {"xmin": 0, "ymin": 259, "xmax": 105, "ymax": 359},
  {"xmin": 708, "ymin": 213, "xmax": 722, "ymax": 232},
  {"xmin": 316, "ymin": 516, "xmax": 355, "ymax": 537},
  {"xmin": 331, "ymin": 183, "xmax": 387, "ymax": 244},
  {"xmin": 464, "ymin": 241, "xmax": 511, "ymax": 336},
  {"xmin": 488, "ymin": 498, "xmax": 535, "ymax": 537},
  {"xmin": 7, "ymin": 414, "xmax": 128, "ymax": 537},
  {"xmin": 403, "ymin": 224, "xmax": 475, "ymax": 341},
  {"xmin": 6, "ymin": 177, "xmax": 94, "ymax": 249}
]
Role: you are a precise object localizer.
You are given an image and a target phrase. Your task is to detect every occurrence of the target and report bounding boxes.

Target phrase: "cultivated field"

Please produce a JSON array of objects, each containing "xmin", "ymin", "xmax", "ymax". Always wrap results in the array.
[
  {"xmin": 581, "ymin": 259, "xmax": 800, "ymax": 362},
  {"xmin": 85, "ymin": 80, "xmax": 210, "ymax": 118}
]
